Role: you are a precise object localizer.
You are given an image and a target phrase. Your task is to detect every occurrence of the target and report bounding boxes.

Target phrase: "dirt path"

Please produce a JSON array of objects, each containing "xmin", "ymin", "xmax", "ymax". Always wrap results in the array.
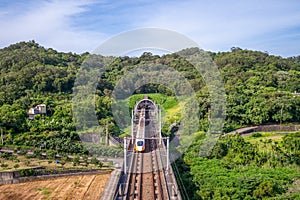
[
  {"xmin": 0, "ymin": 173, "xmax": 111, "ymax": 200},
  {"xmin": 84, "ymin": 174, "xmax": 108, "ymax": 200}
]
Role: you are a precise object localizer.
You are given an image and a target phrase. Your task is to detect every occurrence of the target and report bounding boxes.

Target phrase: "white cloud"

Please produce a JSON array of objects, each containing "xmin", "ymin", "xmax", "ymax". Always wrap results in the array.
[
  {"xmin": 0, "ymin": 0, "xmax": 106, "ymax": 53},
  {"xmin": 134, "ymin": 0, "xmax": 300, "ymax": 56},
  {"xmin": 0, "ymin": 0, "xmax": 300, "ymax": 56}
]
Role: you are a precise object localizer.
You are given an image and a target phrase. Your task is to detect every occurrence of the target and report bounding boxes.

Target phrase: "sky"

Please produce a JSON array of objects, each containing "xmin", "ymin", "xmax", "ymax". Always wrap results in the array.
[{"xmin": 1, "ymin": 0, "xmax": 300, "ymax": 57}]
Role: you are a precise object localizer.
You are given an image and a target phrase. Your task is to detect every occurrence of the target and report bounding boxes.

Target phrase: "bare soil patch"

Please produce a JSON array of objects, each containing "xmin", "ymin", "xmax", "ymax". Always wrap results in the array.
[{"xmin": 0, "ymin": 173, "xmax": 110, "ymax": 200}]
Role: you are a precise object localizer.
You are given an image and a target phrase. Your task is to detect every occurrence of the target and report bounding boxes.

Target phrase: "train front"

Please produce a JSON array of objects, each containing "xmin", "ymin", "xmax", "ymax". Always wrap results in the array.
[{"xmin": 135, "ymin": 139, "xmax": 145, "ymax": 152}]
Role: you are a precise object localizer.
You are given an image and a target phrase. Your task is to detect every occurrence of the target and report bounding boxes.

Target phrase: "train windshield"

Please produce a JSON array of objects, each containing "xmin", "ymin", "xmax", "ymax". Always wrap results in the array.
[{"xmin": 137, "ymin": 141, "xmax": 144, "ymax": 146}]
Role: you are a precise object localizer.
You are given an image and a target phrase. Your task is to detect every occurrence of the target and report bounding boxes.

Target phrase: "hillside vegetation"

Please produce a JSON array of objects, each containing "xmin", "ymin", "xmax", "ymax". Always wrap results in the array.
[
  {"xmin": 0, "ymin": 41, "xmax": 300, "ymax": 150},
  {"xmin": 0, "ymin": 42, "xmax": 300, "ymax": 199},
  {"xmin": 175, "ymin": 131, "xmax": 300, "ymax": 199}
]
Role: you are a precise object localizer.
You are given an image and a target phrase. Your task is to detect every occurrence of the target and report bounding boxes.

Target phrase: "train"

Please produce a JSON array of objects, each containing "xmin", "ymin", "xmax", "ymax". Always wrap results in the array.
[
  {"xmin": 134, "ymin": 109, "xmax": 146, "ymax": 152},
  {"xmin": 135, "ymin": 138, "xmax": 145, "ymax": 152}
]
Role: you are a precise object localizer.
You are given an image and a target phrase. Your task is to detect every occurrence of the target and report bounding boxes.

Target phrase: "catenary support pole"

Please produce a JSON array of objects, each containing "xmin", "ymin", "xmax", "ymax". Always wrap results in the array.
[
  {"xmin": 124, "ymin": 137, "xmax": 127, "ymax": 174},
  {"xmin": 131, "ymin": 109, "xmax": 134, "ymax": 144},
  {"xmin": 159, "ymin": 108, "xmax": 162, "ymax": 145},
  {"xmin": 166, "ymin": 136, "xmax": 169, "ymax": 171}
]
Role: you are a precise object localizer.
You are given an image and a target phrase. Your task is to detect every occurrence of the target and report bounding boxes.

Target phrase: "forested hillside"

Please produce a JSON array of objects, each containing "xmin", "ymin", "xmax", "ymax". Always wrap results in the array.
[
  {"xmin": 176, "ymin": 132, "xmax": 300, "ymax": 199},
  {"xmin": 0, "ymin": 41, "xmax": 300, "ymax": 150},
  {"xmin": 214, "ymin": 48, "xmax": 300, "ymax": 130},
  {"xmin": 1, "ymin": 41, "xmax": 300, "ymax": 199},
  {"xmin": 0, "ymin": 41, "xmax": 84, "ymax": 153}
]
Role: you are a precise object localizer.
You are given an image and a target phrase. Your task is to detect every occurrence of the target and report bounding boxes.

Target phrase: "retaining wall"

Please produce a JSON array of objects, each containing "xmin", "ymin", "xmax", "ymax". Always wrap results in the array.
[{"xmin": 0, "ymin": 169, "xmax": 110, "ymax": 185}]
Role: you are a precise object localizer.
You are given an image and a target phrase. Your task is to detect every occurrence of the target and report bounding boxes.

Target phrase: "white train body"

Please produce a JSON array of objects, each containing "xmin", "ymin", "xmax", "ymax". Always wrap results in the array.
[{"xmin": 135, "ymin": 109, "xmax": 146, "ymax": 152}]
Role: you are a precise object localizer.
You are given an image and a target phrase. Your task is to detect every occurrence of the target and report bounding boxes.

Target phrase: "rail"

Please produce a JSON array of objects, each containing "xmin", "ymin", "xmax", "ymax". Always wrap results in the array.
[{"xmin": 113, "ymin": 98, "xmax": 181, "ymax": 200}]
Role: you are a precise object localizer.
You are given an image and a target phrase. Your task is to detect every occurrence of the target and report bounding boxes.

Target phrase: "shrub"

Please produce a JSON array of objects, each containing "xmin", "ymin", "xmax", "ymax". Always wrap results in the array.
[
  {"xmin": 33, "ymin": 149, "xmax": 42, "ymax": 158},
  {"xmin": 1, "ymin": 163, "xmax": 8, "ymax": 169},
  {"xmin": 8, "ymin": 154, "xmax": 18, "ymax": 161},
  {"xmin": 254, "ymin": 180, "xmax": 283, "ymax": 198},
  {"xmin": 19, "ymin": 150, "xmax": 28, "ymax": 155},
  {"xmin": 46, "ymin": 150, "xmax": 57, "ymax": 160},
  {"xmin": 252, "ymin": 133, "xmax": 262, "ymax": 138},
  {"xmin": 13, "ymin": 164, "xmax": 20, "ymax": 169},
  {"xmin": 72, "ymin": 155, "xmax": 80, "ymax": 166},
  {"xmin": 20, "ymin": 169, "xmax": 34, "ymax": 176},
  {"xmin": 91, "ymin": 157, "xmax": 100, "ymax": 165},
  {"xmin": 0, "ymin": 152, "xmax": 12, "ymax": 159}
]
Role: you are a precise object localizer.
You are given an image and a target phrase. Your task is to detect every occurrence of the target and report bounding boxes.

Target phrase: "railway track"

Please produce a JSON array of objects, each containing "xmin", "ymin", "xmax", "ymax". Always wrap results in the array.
[
  {"xmin": 126, "ymin": 142, "xmax": 168, "ymax": 199},
  {"xmin": 125, "ymin": 109, "xmax": 168, "ymax": 200},
  {"xmin": 127, "ymin": 151, "xmax": 143, "ymax": 199},
  {"xmin": 114, "ymin": 98, "xmax": 181, "ymax": 200}
]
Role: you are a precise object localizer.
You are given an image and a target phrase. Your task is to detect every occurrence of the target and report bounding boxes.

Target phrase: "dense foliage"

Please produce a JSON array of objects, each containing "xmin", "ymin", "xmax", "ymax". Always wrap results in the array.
[
  {"xmin": 1, "ymin": 42, "xmax": 300, "ymax": 138},
  {"xmin": 0, "ymin": 41, "xmax": 300, "ymax": 198},
  {"xmin": 214, "ymin": 48, "xmax": 300, "ymax": 130},
  {"xmin": 1, "ymin": 41, "xmax": 300, "ymax": 143},
  {"xmin": 176, "ymin": 133, "xmax": 300, "ymax": 199}
]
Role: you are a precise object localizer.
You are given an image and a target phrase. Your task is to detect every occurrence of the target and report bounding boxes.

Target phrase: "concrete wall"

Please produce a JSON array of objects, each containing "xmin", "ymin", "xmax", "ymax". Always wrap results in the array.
[
  {"xmin": 228, "ymin": 125, "xmax": 300, "ymax": 135},
  {"xmin": 0, "ymin": 171, "xmax": 20, "ymax": 184},
  {"xmin": 0, "ymin": 169, "xmax": 110, "ymax": 185},
  {"xmin": 256, "ymin": 125, "xmax": 300, "ymax": 132}
]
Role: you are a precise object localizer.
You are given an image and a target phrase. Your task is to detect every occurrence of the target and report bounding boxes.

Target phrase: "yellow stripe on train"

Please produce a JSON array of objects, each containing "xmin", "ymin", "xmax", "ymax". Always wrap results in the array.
[{"xmin": 135, "ymin": 145, "xmax": 145, "ymax": 152}]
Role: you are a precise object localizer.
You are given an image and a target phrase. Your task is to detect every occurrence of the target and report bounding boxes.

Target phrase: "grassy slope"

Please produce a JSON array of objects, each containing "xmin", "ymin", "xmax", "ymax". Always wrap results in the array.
[{"xmin": 245, "ymin": 132, "xmax": 286, "ymax": 152}]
